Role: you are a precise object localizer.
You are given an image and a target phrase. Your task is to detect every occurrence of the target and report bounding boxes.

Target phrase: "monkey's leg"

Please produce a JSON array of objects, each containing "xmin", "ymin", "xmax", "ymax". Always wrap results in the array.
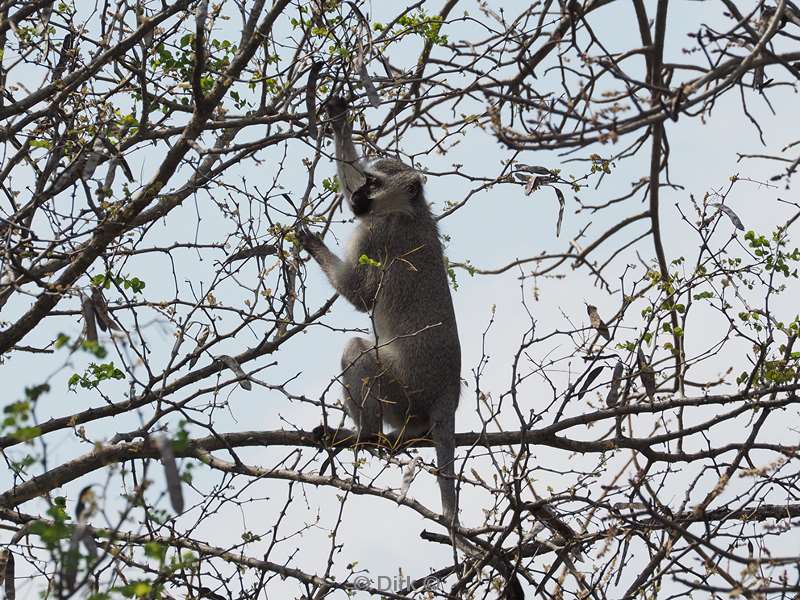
[
  {"xmin": 316, "ymin": 338, "xmax": 403, "ymax": 475},
  {"xmin": 314, "ymin": 335, "xmax": 380, "ymax": 476},
  {"xmin": 340, "ymin": 337, "xmax": 385, "ymax": 438}
]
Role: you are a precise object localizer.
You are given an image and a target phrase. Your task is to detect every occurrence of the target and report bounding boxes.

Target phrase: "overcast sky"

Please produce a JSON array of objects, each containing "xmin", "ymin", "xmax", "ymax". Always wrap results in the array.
[{"xmin": 2, "ymin": 1, "xmax": 798, "ymax": 597}]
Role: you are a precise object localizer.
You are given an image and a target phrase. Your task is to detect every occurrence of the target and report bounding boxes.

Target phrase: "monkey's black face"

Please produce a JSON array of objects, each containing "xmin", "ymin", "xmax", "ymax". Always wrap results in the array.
[
  {"xmin": 349, "ymin": 164, "xmax": 422, "ymax": 218},
  {"xmin": 350, "ymin": 174, "xmax": 379, "ymax": 216},
  {"xmin": 350, "ymin": 182, "xmax": 372, "ymax": 216}
]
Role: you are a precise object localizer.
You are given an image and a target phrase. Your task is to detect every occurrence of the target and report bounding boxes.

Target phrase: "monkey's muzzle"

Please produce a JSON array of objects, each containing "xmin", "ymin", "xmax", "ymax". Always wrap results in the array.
[{"xmin": 350, "ymin": 181, "xmax": 372, "ymax": 216}]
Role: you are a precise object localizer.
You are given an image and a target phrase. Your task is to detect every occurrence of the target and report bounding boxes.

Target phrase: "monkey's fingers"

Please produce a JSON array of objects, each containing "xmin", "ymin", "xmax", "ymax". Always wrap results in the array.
[
  {"xmin": 325, "ymin": 95, "xmax": 348, "ymax": 116},
  {"xmin": 295, "ymin": 224, "xmax": 318, "ymax": 250}
]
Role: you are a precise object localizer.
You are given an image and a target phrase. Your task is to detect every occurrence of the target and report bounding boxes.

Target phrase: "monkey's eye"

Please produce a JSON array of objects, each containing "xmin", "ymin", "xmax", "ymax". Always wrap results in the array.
[{"xmin": 365, "ymin": 174, "xmax": 379, "ymax": 187}]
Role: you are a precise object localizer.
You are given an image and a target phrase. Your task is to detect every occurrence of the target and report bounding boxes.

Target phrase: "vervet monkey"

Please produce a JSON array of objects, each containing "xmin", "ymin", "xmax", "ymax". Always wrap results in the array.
[
  {"xmin": 297, "ymin": 97, "xmax": 460, "ymax": 516},
  {"xmin": 298, "ymin": 97, "xmax": 522, "ymax": 599}
]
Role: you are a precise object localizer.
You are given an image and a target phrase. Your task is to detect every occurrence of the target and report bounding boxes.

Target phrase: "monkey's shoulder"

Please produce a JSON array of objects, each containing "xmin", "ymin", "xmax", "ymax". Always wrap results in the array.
[{"xmin": 353, "ymin": 217, "xmax": 443, "ymax": 262}]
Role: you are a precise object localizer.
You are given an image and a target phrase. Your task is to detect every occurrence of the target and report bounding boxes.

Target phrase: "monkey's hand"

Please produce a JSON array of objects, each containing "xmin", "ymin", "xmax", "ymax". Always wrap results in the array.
[
  {"xmin": 295, "ymin": 224, "xmax": 322, "ymax": 255},
  {"xmin": 295, "ymin": 224, "xmax": 348, "ymax": 295},
  {"xmin": 325, "ymin": 95, "xmax": 349, "ymax": 128}
]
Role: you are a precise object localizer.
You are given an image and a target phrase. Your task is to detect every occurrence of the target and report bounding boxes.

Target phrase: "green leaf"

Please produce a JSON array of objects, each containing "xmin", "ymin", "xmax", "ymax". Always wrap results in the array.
[
  {"xmin": 12, "ymin": 425, "xmax": 41, "ymax": 442},
  {"xmin": 25, "ymin": 383, "xmax": 50, "ymax": 401},
  {"xmin": 693, "ymin": 291, "xmax": 714, "ymax": 300},
  {"xmin": 358, "ymin": 254, "xmax": 381, "ymax": 268},
  {"xmin": 55, "ymin": 333, "xmax": 71, "ymax": 348}
]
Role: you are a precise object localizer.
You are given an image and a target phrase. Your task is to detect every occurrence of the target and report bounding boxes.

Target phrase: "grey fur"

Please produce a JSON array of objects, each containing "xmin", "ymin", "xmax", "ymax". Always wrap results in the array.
[
  {"xmin": 327, "ymin": 96, "xmax": 366, "ymax": 201},
  {"xmin": 299, "ymin": 97, "xmax": 460, "ymax": 524},
  {"xmin": 298, "ymin": 98, "xmax": 522, "ymax": 599}
]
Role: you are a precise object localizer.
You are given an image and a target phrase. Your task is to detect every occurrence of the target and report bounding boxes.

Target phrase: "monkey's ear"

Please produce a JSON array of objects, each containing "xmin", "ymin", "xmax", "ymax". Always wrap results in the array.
[{"xmin": 408, "ymin": 175, "xmax": 423, "ymax": 202}]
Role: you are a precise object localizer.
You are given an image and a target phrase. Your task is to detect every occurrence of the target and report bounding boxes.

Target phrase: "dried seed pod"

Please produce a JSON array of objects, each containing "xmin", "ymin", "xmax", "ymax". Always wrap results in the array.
[
  {"xmin": 91, "ymin": 287, "xmax": 120, "ymax": 332},
  {"xmin": 218, "ymin": 355, "xmax": 252, "ymax": 390},
  {"xmin": 586, "ymin": 304, "xmax": 611, "ymax": 341},
  {"xmin": 577, "ymin": 366, "xmax": 604, "ymax": 400},
  {"xmin": 606, "ymin": 361, "xmax": 624, "ymax": 407},
  {"xmin": 637, "ymin": 348, "xmax": 656, "ymax": 402},
  {"xmin": 154, "ymin": 434, "xmax": 185, "ymax": 514},
  {"xmin": 3, "ymin": 549, "xmax": 14, "ymax": 600},
  {"xmin": 0, "ymin": 549, "xmax": 8, "ymax": 587},
  {"xmin": 189, "ymin": 326, "xmax": 210, "ymax": 368},
  {"xmin": 304, "ymin": 61, "xmax": 323, "ymax": 137},
  {"xmin": 81, "ymin": 295, "xmax": 98, "ymax": 343}
]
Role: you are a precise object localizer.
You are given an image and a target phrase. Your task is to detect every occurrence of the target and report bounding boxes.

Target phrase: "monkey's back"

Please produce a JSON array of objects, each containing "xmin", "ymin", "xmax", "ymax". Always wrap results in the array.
[{"xmin": 351, "ymin": 212, "xmax": 461, "ymax": 406}]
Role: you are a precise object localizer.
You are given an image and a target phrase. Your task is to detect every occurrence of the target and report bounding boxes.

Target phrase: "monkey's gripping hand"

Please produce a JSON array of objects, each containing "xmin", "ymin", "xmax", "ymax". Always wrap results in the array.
[
  {"xmin": 296, "ymin": 224, "xmax": 345, "ymax": 290},
  {"xmin": 325, "ymin": 96, "xmax": 349, "ymax": 133},
  {"xmin": 295, "ymin": 224, "xmax": 371, "ymax": 312},
  {"xmin": 295, "ymin": 224, "xmax": 322, "ymax": 254}
]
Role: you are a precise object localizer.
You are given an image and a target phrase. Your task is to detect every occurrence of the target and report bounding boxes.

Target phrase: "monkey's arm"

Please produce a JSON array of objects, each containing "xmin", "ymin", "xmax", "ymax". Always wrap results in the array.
[
  {"xmin": 326, "ymin": 97, "xmax": 366, "ymax": 200},
  {"xmin": 297, "ymin": 227, "xmax": 373, "ymax": 312}
]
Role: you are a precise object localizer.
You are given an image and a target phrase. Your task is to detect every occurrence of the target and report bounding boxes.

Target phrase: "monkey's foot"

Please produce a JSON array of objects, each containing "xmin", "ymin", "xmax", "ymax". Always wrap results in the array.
[
  {"xmin": 312, "ymin": 423, "xmax": 332, "ymax": 444},
  {"xmin": 312, "ymin": 424, "xmax": 358, "ymax": 447}
]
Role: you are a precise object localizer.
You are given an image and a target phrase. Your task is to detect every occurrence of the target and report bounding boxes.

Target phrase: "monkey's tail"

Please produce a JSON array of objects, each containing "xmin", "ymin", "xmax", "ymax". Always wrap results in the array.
[
  {"xmin": 432, "ymin": 407, "xmax": 458, "ymax": 524},
  {"xmin": 432, "ymin": 412, "xmax": 524, "ymax": 600},
  {"xmin": 456, "ymin": 534, "xmax": 525, "ymax": 600},
  {"xmin": 446, "ymin": 520, "xmax": 525, "ymax": 600}
]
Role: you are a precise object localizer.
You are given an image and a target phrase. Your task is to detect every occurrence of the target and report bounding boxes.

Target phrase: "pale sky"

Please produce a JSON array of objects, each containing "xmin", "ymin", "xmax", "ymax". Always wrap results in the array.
[{"xmin": 2, "ymin": 1, "xmax": 798, "ymax": 597}]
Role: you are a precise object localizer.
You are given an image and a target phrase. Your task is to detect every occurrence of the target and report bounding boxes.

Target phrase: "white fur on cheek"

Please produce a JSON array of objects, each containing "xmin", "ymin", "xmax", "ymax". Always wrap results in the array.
[{"xmin": 369, "ymin": 188, "xmax": 414, "ymax": 216}]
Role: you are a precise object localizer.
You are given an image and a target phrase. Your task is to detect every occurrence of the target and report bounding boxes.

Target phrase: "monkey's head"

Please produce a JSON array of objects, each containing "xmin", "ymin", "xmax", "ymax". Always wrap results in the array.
[{"xmin": 350, "ymin": 158, "xmax": 424, "ymax": 218}]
